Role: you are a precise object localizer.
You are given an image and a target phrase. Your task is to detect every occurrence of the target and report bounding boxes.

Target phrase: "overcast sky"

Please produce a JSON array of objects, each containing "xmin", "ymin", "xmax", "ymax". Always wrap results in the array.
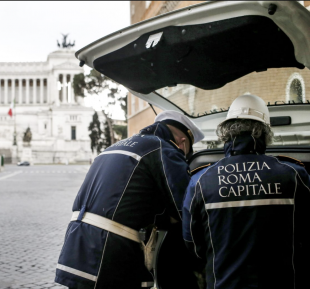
[
  {"xmin": 0, "ymin": 1, "xmax": 130, "ymax": 62},
  {"xmin": 0, "ymin": 1, "xmax": 130, "ymax": 119}
]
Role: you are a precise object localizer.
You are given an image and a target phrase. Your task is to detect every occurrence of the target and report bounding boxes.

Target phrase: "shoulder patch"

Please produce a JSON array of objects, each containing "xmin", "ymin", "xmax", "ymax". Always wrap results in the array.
[
  {"xmin": 191, "ymin": 163, "xmax": 211, "ymax": 175},
  {"xmin": 275, "ymin": 155, "xmax": 305, "ymax": 168}
]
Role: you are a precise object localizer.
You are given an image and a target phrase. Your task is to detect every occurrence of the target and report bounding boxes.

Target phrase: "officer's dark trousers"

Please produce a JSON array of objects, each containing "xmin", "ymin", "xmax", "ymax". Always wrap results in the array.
[
  {"xmin": 157, "ymin": 223, "xmax": 202, "ymax": 289},
  {"xmin": 68, "ymin": 223, "xmax": 202, "ymax": 289}
]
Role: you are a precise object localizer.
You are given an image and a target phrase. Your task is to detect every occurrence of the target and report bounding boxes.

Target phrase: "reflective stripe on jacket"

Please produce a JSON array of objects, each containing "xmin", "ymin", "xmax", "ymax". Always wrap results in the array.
[
  {"xmin": 183, "ymin": 133, "xmax": 310, "ymax": 289},
  {"xmin": 55, "ymin": 122, "xmax": 191, "ymax": 289}
]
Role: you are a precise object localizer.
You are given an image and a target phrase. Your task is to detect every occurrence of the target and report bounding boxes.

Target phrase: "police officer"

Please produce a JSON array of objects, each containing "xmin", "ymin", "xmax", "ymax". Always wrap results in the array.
[
  {"xmin": 183, "ymin": 94, "xmax": 310, "ymax": 289},
  {"xmin": 55, "ymin": 110, "xmax": 204, "ymax": 289}
]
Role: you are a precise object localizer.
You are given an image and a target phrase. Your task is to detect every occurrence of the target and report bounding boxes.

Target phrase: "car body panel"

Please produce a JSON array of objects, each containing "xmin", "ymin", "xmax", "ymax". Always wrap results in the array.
[{"xmin": 17, "ymin": 161, "xmax": 30, "ymax": 166}]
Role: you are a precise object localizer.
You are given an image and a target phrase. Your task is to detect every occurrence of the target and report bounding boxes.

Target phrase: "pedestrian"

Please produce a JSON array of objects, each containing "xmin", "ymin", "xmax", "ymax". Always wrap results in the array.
[
  {"xmin": 183, "ymin": 94, "xmax": 310, "ymax": 289},
  {"xmin": 55, "ymin": 110, "xmax": 204, "ymax": 289}
]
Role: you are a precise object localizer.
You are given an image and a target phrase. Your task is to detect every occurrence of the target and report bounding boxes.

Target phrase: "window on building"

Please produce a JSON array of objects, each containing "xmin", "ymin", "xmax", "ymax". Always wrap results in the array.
[
  {"xmin": 145, "ymin": 1, "xmax": 151, "ymax": 9},
  {"xmin": 139, "ymin": 98, "xmax": 144, "ymax": 110},
  {"xmin": 131, "ymin": 95, "xmax": 136, "ymax": 114},
  {"xmin": 71, "ymin": 126, "xmax": 76, "ymax": 140},
  {"xmin": 289, "ymin": 78, "xmax": 303, "ymax": 102},
  {"xmin": 44, "ymin": 123, "xmax": 47, "ymax": 129},
  {"xmin": 131, "ymin": 4, "xmax": 135, "ymax": 15},
  {"xmin": 70, "ymin": 115, "xmax": 77, "ymax": 121},
  {"xmin": 159, "ymin": 1, "xmax": 180, "ymax": 14},
  {"xmin": 286, "ymin": 72, "xmax": 305, "ymax": 103}
]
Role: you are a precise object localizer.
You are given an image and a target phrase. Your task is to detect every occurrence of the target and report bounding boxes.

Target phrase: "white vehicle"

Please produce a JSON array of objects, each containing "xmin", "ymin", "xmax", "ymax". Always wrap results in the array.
[
  {"xmin": 75, "ymin": 2, "xmax": 310, "ymax": 287},
  {"xmin": 76, "ymin": 1, "xmax": 310, "ymax": 174}
]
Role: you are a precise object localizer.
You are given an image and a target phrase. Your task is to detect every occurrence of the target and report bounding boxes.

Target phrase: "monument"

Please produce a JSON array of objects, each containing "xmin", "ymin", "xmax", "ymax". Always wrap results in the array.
[{"xmin": 0, "ymin": 35, "xmax": 94, "ymax": 164}]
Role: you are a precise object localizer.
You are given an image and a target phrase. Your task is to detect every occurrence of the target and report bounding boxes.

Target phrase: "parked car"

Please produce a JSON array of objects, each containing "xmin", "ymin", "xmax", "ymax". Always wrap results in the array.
[
  {"xmin": 17, "ymin": 161, "xmax": 30, "ymax": 166},
  {"xmin": 75, "ymin": 1, "xmax": 310, "ymax": 175}
]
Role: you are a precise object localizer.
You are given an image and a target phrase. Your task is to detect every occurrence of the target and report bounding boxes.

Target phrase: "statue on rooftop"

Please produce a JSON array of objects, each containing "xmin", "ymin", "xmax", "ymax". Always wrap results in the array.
[{"xmin": 57, "ymin": 33, "xmax": 75, "ymax": 48}]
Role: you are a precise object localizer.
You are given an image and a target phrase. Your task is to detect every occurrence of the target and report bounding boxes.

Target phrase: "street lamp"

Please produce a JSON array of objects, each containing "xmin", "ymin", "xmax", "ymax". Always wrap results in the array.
[
  {"xmin": 13, "ymin": 129, "xmax": 17, "ymax": 145},
  {"xmin": 13, "ymin": 105, "xmax": 17, "ymax": 146}
]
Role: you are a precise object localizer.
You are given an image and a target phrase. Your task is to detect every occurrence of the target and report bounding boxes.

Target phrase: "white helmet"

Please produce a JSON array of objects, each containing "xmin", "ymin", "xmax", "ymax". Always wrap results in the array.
[
  {"xmin": 155, "ymin": 110, "xmax": 204, "ymax": 144},
  {"xmin": 224, "ymin": 94, "xmax": 270, "ymax": 125}
]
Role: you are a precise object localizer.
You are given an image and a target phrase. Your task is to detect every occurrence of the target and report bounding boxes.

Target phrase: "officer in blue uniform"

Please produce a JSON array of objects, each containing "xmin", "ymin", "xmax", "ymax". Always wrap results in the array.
[
  {"xmin": 55, "ymin": 110, "xmax": 204, "ymax": 289},
  {"xmin": 183, "ymin": 94, "xmax": 310, "ymax": 289}
]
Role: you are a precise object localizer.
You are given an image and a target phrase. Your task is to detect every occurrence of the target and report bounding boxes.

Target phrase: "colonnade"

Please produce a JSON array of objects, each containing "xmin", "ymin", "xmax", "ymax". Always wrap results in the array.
[
  {"xmin": 0, "ymin": 73, "xmax": 77, "ymax": 106},
  {"xmin": 0, "ymin": 78, "xmax": 47, "ymax": 105}
]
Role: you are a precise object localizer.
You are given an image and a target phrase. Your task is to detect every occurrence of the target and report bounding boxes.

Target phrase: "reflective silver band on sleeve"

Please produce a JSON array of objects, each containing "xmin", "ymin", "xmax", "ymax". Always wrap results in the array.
[
  {"xmin": 71, "ymin": 211, "xmax": 141, "ymax": 243},
  {"xmin": 56, "ymin": 264, "xmax": 97, "ymax": 281},
  {"xmin": 205, "ymin": 198, "xmax": 294, "ymax": 210},
  {"xmin": 98, "ymin": 150, "xmax": 142, "ymax": 161},
  {"xmin": 142, "ymin": 282, "xmax": 154, "ymax": 287}
]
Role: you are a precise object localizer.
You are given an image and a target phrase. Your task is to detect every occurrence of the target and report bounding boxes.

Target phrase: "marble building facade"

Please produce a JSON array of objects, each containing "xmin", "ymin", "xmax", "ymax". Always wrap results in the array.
[{"xmin": 0, "ymin": 48, "xmax": 93, "ymax": 164}]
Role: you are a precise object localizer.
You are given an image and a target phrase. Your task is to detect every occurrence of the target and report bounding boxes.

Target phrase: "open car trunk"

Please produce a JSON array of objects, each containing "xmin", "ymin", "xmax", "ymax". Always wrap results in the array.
[
  {"xmin": 75, "ymin": 1, "xmax": 310, "ymax": 173},
  {"xmin": 93, "ymin": 15, "xmax": 304, "ymax": 94}
]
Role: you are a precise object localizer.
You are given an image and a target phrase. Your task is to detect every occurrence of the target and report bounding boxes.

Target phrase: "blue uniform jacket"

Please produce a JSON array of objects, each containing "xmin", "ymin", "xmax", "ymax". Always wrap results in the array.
[
  {"xmin": 55, "ymin": 122, "xmax": 191, "ymax": 289},
  {"xmin": 183, "ymin": 133, "xmax": 310, "ymax": 289}
]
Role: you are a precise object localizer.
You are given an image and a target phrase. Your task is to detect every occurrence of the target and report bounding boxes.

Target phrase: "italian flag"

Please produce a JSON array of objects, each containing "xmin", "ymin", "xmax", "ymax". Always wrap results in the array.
[{"xmin": 8, "ymin": 99, "xmax": 14, "ymax": 117}]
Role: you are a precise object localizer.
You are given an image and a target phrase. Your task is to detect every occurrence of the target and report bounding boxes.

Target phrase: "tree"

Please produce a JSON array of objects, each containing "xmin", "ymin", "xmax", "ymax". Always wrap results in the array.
[
  {"xmin": 113, "ymin": 124, "xmax": 127, "ymax": 140},
  {"xmin": 102, "ymin": 118, "xmax": 112, "ymax": 149},
  {"xmin": 113, "ymin": 93, "xmax": 128, "ymax": 140},
  {"xmin": 73, "ymin": 69, "xmax": 127, "ymax": 147},
  {"xmin": 101, "ymin": 110, "xmax": 114, "ymax": 148},
  {"xmin": 119, "ymin": 93, "xmax": 128, "ymax": 123},
  {"xmin": 88, "ymin": 112, "xmax": 104, "ymax": 154}
]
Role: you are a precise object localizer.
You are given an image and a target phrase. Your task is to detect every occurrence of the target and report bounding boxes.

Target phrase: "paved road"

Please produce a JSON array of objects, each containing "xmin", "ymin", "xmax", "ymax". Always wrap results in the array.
[{"xmin": 0, "ymin": 164, "xmax": 91, "ymax": 289}]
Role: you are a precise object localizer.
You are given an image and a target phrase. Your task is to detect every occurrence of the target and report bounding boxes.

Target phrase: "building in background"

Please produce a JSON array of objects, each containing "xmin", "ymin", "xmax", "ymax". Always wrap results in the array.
[
  {"xmin": 0, "ymin": 44, "xmax": 93, "ymax": 164},
  {"xmin": 128, "ymin": 1, "xmax": 310, "ymax": 139}
]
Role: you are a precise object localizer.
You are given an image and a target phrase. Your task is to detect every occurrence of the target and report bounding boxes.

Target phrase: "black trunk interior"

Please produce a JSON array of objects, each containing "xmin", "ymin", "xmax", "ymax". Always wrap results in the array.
[{"xmin": 94, "ymin": 15, "xmax": 304, "ymax": 94}]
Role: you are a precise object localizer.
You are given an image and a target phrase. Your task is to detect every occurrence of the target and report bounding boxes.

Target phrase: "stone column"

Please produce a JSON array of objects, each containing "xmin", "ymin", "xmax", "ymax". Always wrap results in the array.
[
  {"xmin": 46, "ymin": 78, "xmax": 49, "ymax": 104},
  {"xmin": 40, "ymin": 78, "xmax": 44, "ymax": 104},
  {"xmin": 19, "ymin": 79, "xmax": 22, "ymax": 104},
  {"xmin": 11, "ymin": 79, "xmax": 15, "ymax": 103},
  {"xmin": 70, "ymin": 74, "xmax": 75, "ymax": 103},
  {"xmin": 4, "ymin": 79, "xmax": 8, "ymax": 104},
  {"xmin": 68, "ymin": 75, "xmax": 71, "ymax": 103},
  {"xmin": 33, "ymin": 78, "xmax": 37, "ymax": 104},
  {"xmin": 26, "ymin": 78, "xmax": 29, "ymax": 104},
  {"xmin": 55, "ymin": 74, "xmax": 60, "ymax": 106},
  {"xmin": 62, "ymin": 73, "xmax": 67, "ymax": 104}
]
